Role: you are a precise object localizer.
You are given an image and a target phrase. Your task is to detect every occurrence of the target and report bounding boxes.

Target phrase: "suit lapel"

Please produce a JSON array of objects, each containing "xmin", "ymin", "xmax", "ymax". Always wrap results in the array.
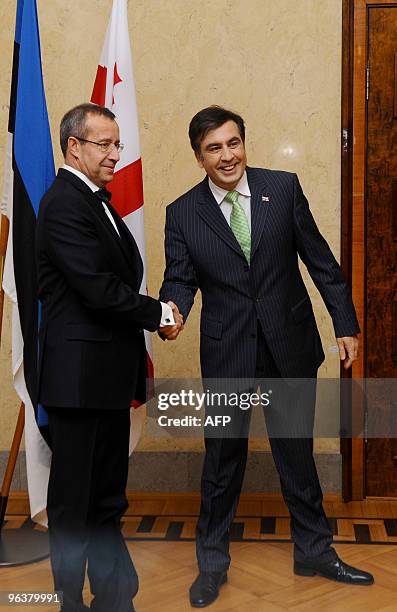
[
  {"xmin": 106, "ymin": 203, "xmax": 143, "ymax": 276},
  {"xmin": 195, "ymin": 178, "xmax": 245, "ymax": 259},
  {"xmin": 86, "ymin": 192, "xmax": 143, "ymax": 280},
  {"xmin": 195, "ymin": 171, "xmax": 272, "ymax": 262},
  {"xmin": 247, "ymin": 168, "xmax": 271, "ymax": 260},
  {"xmin": 57, "ymin": 169, "xmax": 143, "ymax": 282}
]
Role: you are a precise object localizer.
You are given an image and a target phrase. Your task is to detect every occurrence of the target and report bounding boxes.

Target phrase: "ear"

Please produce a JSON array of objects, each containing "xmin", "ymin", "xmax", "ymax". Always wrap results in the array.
[
  {"xmin": 195, "ymin": 150, "xmax": 204, "ymax": 169},
  {"xmin": 68, "ymin": 136, "xmax": 80, "ymax": 160}
]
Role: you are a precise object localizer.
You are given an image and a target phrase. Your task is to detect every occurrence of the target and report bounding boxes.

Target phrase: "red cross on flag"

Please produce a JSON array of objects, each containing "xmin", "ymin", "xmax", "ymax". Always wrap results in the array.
[{"xmin": 91, "ymin": 0, "xmax": 153, "ymax": 451}]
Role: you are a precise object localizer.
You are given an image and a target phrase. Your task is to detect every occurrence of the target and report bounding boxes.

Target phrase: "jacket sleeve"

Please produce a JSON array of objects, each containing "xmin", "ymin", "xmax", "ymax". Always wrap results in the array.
[
  {"xmin": 41, "ymin": 196, "xmax": 162, "ymax": 331},
  {"xmin": 159, "ymin": 205, "xmax": 198, "ymax": 321},
  {"xmin": 292, "ymin": 174, "xmax": 360, "ymax": 337}
]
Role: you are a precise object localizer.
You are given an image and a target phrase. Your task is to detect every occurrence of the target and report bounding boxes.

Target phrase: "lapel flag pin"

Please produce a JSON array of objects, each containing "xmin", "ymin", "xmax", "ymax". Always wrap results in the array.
[{"xmin": 262, "ymin": 195, "xmax": 270, "ymax": 202}]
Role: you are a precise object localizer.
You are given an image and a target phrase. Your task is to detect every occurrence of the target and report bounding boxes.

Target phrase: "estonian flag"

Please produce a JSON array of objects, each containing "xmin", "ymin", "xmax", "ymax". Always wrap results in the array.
[{"xmin": 1, "ymin": 0, "xmax": 55, "ymax": 525}]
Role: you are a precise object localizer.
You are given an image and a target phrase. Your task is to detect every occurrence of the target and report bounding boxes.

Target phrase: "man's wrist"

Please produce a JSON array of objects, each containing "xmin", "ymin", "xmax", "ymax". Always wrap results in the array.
[{"xmin": 160, "ymin": 301, "xmax": 175, "ymax": 327}]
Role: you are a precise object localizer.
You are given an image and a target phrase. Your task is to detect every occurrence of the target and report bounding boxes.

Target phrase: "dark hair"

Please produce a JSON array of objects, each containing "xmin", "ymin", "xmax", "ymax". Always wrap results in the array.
[
  {"xmin": 60, "ymin": 103, "xmax": 116, "ymax": 156},
  {"xmin": 188, "ymin": 105, "xmax": 245, "ymax": 154}
]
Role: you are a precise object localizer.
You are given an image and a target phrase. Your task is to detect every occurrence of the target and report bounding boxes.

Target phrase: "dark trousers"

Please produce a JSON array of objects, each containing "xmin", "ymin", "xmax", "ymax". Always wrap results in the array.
[
  {"xmin": 46, "ymin": 407, "xmax": 137, "ymax": 612},
  {"xmin": 196, "ymin": 326, "xmax": 336, "ymax": 572}
]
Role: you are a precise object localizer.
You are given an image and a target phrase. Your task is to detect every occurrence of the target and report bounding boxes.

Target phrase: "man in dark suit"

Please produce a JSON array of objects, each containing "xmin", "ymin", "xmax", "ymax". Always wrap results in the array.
[
  {"xmin": 36, "ymin": 103, "xmax": 181, "ymax": 612},
  {"xmin": 159, "ymin": 106, "xmax": 374, "ymax": 607}
]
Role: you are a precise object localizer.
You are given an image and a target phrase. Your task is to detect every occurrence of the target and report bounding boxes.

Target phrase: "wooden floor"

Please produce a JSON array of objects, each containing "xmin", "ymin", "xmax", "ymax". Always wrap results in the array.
[{"xmin": 1, "ymin": 495, "xmax": 397, "ymax": 611}]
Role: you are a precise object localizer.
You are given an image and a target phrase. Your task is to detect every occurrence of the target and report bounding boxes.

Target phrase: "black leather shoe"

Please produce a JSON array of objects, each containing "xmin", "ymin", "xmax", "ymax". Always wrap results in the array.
[
  {"xmin": 89, "ymin": 603, "xmax": 135, "ymax": 611},
  {"xmin": 189, "ymin": 571, "xmax": 228, "ymax": 607},
  {"xmin": 294, "ymin": 556, "xmax": 374, "ymax": 585}
]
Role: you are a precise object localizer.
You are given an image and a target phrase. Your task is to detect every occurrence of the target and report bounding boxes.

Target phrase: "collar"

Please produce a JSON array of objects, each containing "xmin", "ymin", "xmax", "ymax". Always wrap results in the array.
[
  {"xmin": 63, "ymin": 164, "xmax": 101, "ymax": 193},
  {"xmin": 208, "ymin": 171, "xmax": 251, "ymax": 205}
]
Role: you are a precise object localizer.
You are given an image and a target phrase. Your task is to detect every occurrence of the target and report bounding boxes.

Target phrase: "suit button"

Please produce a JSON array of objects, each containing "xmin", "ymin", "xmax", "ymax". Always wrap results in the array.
[{"xmin": 244, "ymin": 265, "xmax": 249, "ymax": 272}]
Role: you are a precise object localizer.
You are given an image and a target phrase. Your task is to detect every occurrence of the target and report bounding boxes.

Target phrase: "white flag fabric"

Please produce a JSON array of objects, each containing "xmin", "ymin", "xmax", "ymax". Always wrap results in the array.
[{"xmin": 91, "ymin": 0, "xmax": 153, "ymax": 451}]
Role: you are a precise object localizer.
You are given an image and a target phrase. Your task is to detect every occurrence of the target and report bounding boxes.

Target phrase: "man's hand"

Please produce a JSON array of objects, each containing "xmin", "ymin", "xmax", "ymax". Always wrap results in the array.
[
  {"xmin": 336, "ymin": 335, "xmax": 359, "ymax": 369},
  {"xmin": 160, "ymin": 301, "xmax": 184, "ymax": 341}
]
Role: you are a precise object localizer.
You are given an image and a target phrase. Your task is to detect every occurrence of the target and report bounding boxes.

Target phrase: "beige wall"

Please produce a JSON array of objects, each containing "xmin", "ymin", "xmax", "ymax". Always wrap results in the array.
[{"xmin": 0, "ymin": 0, "xmax": 342, "ymax": 452}]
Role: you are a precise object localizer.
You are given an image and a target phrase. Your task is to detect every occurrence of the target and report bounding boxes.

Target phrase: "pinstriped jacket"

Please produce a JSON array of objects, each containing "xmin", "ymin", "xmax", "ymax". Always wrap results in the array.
[{"xmin": 160, "ymin": 167, "xmax": 359, "ymax": 379}]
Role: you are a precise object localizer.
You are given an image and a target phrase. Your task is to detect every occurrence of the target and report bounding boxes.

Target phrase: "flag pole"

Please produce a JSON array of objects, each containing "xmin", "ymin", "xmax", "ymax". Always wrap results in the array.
[
  {"xmin": 0, "ymin": 211, "xmax": 22, "ymax": 527},
  {"xmin": 0, "ymin": 213, "xmax": 49, "ymax": 566},
  {"xmin": 0, "ymin": 401, "xmax": 25, "ymax": 531},
  {"xmin": 0, "ymin": 213, "xmax": 22, "ymax": 528}
]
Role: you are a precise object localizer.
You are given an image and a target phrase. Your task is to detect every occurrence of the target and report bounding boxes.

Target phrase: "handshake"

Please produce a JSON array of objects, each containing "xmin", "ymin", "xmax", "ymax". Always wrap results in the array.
[{"xmin": 160, "ymin": 300, "xmax": 184, "ymax": 341}]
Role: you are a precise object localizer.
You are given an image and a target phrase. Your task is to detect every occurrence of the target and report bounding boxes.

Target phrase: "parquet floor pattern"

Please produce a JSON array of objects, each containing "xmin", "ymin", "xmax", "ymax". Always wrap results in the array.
[{"xmin": 1, "ymin": 495, "xmax": 397, "ymax": 611}]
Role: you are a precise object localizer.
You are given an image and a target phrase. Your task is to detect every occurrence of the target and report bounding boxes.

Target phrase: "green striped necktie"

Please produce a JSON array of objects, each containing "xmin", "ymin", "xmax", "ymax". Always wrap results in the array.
[{"xmin": 224, "ymin": 190, "xmax": 251, "ymax": 263}]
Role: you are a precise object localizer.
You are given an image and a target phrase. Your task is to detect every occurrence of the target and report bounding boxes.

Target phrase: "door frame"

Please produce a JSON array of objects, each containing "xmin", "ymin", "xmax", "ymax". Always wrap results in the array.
[{"xmin": 341, "ymin": 0, "xmax": 397, "ymax": 500}]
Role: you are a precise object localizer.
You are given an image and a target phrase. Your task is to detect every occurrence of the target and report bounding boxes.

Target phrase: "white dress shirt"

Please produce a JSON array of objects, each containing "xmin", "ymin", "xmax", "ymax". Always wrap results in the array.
[
  {"xmin": 63, "ymin": 164, "xmax": 120, "ymax": 236},
  {"xmin": 62, "ymin": 164, "xmax": 174, "ymax": 327},
  {"xmin": 208, "ymin": 171, "xmax": 251, "ymax": 230}
]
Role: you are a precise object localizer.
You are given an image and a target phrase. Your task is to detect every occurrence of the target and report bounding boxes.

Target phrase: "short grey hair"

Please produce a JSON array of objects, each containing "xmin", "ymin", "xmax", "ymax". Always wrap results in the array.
[{"xmin": 60, "ymin": 103, "xmax": 116, "ymax": 156}]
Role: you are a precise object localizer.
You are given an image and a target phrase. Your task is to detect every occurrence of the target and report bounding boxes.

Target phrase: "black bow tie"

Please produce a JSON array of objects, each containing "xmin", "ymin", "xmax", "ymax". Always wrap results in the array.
[{"xmin": 96, "ymin": 187, "xmax": 112, "ymax": 203}]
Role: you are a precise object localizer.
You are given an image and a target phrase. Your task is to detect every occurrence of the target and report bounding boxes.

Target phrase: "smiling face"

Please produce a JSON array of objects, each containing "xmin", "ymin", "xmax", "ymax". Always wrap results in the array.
[
  {"xmin": 67, "ymin": 113, "xmax": 120, "ymax": 187},
  {"xmin": 195, "ymin": 120, "xmax": 247, "ymax": 190}
]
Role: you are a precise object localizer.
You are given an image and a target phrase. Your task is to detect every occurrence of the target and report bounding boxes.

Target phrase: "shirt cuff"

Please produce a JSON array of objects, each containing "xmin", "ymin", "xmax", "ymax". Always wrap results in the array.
[{"xmin": 160, "ymin": 302, "xmax": 175, "ymax": 327}]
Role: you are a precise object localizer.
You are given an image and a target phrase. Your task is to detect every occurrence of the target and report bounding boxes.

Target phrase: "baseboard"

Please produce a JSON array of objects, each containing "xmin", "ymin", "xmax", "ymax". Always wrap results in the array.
[
  {"xmin": 0, "ymin": 449, "xmax": 341, "ymax": 494},
  {"xmin": 5, "ymin": 490, "xmax": 344, "ymax": 516}
]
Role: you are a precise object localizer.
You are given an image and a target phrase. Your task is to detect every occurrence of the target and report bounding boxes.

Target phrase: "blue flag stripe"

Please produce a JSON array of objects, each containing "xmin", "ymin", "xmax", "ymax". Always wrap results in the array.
[
  {"xmin": 14, "ymin": 0, "xmax": 24, "ymax": 45},
  {"xmin": 14, "ymin": 0, "xmax": 55, "ymax": 217}
]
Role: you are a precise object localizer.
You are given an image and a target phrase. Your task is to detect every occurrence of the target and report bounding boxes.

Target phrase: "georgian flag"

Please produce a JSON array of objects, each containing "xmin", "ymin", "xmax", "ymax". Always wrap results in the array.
[{"xmin": 91, "ymin": 0, "xmax": 153, "ymax": 451}]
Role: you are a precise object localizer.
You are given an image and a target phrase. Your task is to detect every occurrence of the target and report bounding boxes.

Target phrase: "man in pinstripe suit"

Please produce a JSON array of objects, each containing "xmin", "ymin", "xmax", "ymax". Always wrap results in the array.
[{"xmin": 159, "ymin": 106, "xmax": 373, "ymax": 607}]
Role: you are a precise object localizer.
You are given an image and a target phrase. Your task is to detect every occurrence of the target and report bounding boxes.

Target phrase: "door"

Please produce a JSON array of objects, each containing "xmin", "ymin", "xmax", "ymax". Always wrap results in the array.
[{"xmin": 365, "ymin": 6, "xmax": 397, "ymax": 495}]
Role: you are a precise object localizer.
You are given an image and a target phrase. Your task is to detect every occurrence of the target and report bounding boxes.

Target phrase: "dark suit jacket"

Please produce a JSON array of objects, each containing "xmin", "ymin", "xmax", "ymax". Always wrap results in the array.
[
  {"xmin": 160, "ymin": 167, "xmax": 359, "ymax": 379},
  {"xmin": 36, "ymin": 168, "xmax": 161, "ymax": 409}
]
